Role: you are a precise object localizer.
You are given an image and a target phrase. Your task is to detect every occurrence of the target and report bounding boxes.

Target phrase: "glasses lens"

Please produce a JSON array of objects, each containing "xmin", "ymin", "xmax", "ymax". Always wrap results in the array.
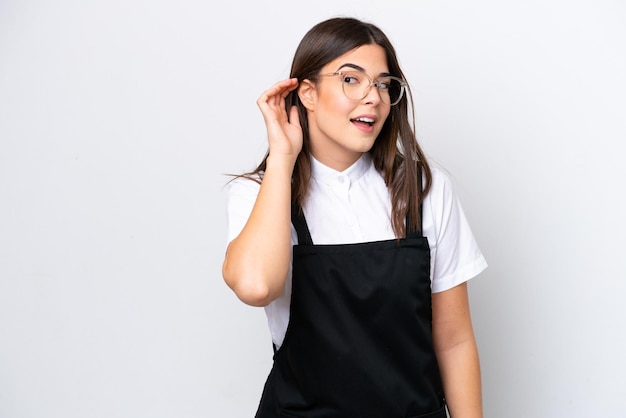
[
  {"xmin": 339, "ymin": 72, "xmax": 366, "ymax": 101},
  {"xmin": 339, "ymin": 72, "xmax": 404, "ymax": 105},
  {"xmin": 382, "ymin": 78, "xmax": 404, "ymax": 105}
]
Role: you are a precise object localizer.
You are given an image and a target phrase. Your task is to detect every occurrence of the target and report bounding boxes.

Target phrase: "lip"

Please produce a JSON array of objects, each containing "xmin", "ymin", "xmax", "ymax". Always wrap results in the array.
[
  {"xmin": 350, "ymin": 114, "xmax": 378, "ymax": 133},
  {"xmin": 352, "ymin": 114, "xmax": 377, "ymax": 123}
]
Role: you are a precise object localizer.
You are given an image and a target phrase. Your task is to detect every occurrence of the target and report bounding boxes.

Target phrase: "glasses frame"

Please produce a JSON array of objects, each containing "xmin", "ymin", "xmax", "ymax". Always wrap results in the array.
[{"xmin": 318, "ymin": 70, "xmax": 408, "ymax": 106}]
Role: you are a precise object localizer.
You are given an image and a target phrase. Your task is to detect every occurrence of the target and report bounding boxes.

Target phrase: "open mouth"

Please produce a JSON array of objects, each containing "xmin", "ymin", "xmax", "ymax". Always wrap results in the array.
[{"xmin": 351, "ymin": 117, "xmax": 375, "ymax": 127}]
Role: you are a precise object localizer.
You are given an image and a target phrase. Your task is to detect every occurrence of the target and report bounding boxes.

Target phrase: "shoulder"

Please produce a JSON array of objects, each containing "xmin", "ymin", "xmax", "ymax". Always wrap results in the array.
[
  {"xmin": 225, "ymin": 174, "xmax": 263, "ymax": 220},
  {"xmin": 425, "ymin": 164, "xmax": 457, "ymax": 210},
  {"xmin": 421, "ymin": 163, "xmax": 469, "ymax": 242},
  {"xmin": 225, "ymin": 173, "xmax": 264, "ymax": 243},
  {"xmin": 422, "ymin": 163, "xmax": 488, "ymax": 290},
  {"xmin": 226, "ymin": 173, "xmax": 263, "ymax": 199}
]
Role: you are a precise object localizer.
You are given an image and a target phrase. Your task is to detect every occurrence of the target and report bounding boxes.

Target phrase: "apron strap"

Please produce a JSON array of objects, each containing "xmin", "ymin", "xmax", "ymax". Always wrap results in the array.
[
  {"xmin": 405, "ymin": 206, "xmax": 424, "ymax": 239},
  {"xmin": 291, "ymin": 203, "xmax": 314, "ymax": 245},
  {"xmin": 406, "ymin": 167, "xmax": 425, "ymax": 239}
]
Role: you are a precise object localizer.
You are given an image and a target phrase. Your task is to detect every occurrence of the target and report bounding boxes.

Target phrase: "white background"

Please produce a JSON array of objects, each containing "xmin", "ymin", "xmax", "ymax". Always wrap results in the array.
[{"xmin": 1, "ymin": 0, "xmax": 625, "ymax": 417}]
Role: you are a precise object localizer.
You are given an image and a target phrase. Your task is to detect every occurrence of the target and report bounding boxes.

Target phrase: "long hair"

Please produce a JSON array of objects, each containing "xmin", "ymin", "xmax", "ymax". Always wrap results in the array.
[{"xmin": 244, "ymin": 17, "xmax": 432, "ymax": 237}]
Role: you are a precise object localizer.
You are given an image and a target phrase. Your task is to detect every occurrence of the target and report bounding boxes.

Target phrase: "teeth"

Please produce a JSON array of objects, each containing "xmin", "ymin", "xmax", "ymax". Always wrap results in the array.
[{"xmin": 355, "ymin": 117, "xmax": 375, "ymax": 123}]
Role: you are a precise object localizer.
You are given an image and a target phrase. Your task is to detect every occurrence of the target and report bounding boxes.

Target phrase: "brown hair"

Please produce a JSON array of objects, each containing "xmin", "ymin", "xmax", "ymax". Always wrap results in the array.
[{"xmin": 244, "ymin": 17, "xmax": 432, "ymax": 237}]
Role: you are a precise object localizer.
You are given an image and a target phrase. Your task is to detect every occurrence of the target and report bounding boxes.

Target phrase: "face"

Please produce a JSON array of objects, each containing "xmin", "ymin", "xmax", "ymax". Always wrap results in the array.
[{"xmin": 299, "ymin": 44, "xmax": 392, "ymax": 171}]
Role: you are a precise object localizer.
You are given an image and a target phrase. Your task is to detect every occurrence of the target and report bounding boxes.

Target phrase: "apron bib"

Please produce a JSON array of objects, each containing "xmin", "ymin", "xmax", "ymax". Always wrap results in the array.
[{"xmin": 255, "ymin": 205, "xmax": 445, "ymax": 418}]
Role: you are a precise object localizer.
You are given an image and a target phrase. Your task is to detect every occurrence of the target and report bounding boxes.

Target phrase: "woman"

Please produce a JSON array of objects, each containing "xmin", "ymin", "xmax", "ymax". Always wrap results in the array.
[{"xmin": 223, "ymin": 17, "xmax": 487, "ymax": 418}]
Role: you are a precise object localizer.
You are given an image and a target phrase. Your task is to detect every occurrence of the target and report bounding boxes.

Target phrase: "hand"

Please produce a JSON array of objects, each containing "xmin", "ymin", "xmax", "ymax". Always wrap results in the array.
[{"xmin": 256, "ymin": 78, "xmax": 303, "ymax": 165}]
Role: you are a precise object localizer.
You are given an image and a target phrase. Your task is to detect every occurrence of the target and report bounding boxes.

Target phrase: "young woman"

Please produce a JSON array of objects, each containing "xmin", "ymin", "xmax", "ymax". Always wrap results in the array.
[{"xmin": 223, "ymin": 17, "xmax": 487, "ymax": 418}]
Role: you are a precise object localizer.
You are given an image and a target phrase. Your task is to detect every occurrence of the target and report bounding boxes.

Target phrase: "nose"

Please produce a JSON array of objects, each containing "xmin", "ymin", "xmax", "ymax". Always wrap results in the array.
[{"xmin": 363, "ymin": 83, "xmax": 382, "ymax": 105}]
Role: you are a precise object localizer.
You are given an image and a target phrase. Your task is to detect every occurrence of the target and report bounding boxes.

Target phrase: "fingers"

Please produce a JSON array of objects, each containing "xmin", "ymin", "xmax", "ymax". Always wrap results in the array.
[
  {"xmin": 256, "ymin": 78, "xmax": 299, "ymax": 129},
  {"xmin": 288, "ymin": 104, "xmax": 300, "ymax": 127},
  {"xmin": 257, "ymin": 78, "xmax": 298, "ymax": 109},
  {"xmin": 255, "ymin": 79, "xmax": 303, "ymax": 159}
]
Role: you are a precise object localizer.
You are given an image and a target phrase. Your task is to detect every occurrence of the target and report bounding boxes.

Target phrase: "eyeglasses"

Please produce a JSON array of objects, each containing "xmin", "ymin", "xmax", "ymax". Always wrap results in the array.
[{"xmin": 318, "ymin": 71, "xmax": 407, "ymax": 106}]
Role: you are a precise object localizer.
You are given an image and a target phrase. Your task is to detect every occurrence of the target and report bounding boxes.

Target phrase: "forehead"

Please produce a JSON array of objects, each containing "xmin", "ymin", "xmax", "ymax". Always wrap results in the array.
[{"xmin": 322, "ymin": 44, "xmax": 389, "ymax": 74}]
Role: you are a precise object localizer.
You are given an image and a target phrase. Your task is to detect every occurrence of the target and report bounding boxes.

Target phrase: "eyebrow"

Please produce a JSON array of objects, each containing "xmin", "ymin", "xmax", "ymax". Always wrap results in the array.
[{"xmin": 336, "ymin": 63, "xmax": 392, "ymax": 77}]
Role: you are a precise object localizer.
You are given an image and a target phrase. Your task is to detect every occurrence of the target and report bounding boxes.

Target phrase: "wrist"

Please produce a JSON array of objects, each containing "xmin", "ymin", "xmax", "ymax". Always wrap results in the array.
[{"xmin": 265, "ymin": 153, "xmax": 297, "ymax": 174}]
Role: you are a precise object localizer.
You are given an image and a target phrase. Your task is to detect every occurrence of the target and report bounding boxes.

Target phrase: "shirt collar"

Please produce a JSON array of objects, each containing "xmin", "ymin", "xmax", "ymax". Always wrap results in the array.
[{"xmin": 310, "ymin": 153, "xmax": 372, "ymax": 186}]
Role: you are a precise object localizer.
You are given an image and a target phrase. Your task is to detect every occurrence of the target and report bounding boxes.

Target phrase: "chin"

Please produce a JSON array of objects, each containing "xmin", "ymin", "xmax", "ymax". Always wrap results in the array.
[{"xmin": 358, "ymin": 137, "xmax": 378, "ymax": 152}]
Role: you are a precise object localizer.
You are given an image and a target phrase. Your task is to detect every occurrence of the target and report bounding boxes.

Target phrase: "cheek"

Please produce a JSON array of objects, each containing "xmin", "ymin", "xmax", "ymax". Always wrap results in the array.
[
  {"xmin": 381, "ymin": 108, "xmax": 391, "ymax": 122},
  {"xmin": 316, "ymin": 99, "xmax": 354, "ymax": 128},
  {"xmin": 318, "ymin": 87, "xmax": 354, "ymax": 114}
]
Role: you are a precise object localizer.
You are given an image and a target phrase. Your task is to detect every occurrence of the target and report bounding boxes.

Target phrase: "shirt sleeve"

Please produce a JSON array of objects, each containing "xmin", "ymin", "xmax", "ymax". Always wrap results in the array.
[
  {"xmin": 425, "ymin": 168, "xmax": 488, "ymax": 293},
  {"xmin": 225, "ymin": 176, "xmax": 262, "ymax": 244}
]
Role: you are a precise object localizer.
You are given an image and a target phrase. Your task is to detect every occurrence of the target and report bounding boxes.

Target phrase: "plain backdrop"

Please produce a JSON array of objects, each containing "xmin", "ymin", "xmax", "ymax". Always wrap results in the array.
[{"xmin": 1, "ymin": 0, "xmax": 625, "ymax": 417}]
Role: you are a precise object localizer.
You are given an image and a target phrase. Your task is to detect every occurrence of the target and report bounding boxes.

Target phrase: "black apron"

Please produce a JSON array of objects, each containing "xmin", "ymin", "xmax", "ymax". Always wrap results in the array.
[{"xmin": 255, "ymin": 204, "xmax": 446, "ymax": 418}]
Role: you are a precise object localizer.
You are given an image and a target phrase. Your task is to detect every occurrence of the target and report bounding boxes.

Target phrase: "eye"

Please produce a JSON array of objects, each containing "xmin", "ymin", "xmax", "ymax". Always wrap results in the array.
[
  {"xmin": 340, "ymin": 72, "xmax": 362, "ymax": 85},
  {"xmin": 376, "ymin": 79, "xmax": 392, "ymax": 90}
]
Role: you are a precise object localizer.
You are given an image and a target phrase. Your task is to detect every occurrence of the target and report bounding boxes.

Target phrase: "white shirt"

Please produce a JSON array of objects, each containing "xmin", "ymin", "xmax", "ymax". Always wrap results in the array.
[{"xmin": 226, "ymin": 154, "xmax": 487, "ymax": 348}]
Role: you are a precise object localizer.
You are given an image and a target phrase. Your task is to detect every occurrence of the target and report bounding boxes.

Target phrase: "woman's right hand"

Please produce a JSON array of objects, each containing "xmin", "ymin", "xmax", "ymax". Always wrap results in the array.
[{"xmin": 256, "ymin": 78, "xmax": 302, "ymax": 165}]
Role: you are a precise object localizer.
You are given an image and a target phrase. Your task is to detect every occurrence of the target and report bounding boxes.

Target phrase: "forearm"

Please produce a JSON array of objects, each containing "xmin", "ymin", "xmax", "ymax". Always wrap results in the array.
[
  {"xmin": 432, "ymin": 283, "xmax": 483, "ymax": 418},
  {"xmin": 436, "ymin": 338, "xmax": 483, "ymax": 418},
  {"xmin": 222, "ymin": 156, "xmax": 295, "ymax": 306}
]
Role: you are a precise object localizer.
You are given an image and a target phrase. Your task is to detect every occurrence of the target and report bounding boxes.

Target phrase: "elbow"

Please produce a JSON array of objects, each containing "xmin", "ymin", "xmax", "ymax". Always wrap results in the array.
[
  {"xmin": 232, "ymin": 279, "xmax": 274, "ymax": 307},
  {"xmin": 222, "ymin": 262, "xmax": 276, "ymax": 307}
]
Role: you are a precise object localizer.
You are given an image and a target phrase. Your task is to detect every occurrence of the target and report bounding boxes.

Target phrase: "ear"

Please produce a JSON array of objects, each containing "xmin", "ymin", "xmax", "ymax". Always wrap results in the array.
[{"xmin": 298, "ymin": 79, "xmax": 317, "ymax": 111}]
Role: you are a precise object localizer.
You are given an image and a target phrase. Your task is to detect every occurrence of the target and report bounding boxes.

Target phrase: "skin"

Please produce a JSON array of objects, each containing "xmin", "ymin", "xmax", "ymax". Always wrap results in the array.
[
  {"xmin": 433, "ymin": 283, "xmax": 484, "ymax": 418},
  {"xmin": 222, "ymin": 77, "xmax": 300, "ymax": 307},
  {"xmin": 222, "ymin": 44, "xmax": 483, "ymax": 418},
  {"xmin": 298, "ymin": 44, "xmax": 391, "ymax": 171}
]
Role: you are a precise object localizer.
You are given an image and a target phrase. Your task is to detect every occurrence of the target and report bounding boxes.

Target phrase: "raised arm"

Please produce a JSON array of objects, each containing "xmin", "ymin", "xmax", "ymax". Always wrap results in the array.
[{"xmin": 222, "ymin": 78, "xmax": 302, "ymax": 307}]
